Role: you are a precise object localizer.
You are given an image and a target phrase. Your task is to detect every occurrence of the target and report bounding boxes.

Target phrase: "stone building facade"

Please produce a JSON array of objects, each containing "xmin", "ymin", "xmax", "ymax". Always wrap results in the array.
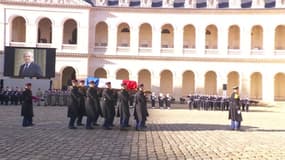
[{"xmin": 1, "ymin": 0, "xmax": 285, "ymax": 102}]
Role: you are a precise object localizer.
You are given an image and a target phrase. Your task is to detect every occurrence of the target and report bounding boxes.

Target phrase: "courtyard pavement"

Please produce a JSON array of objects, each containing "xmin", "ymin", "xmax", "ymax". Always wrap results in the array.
[{"xmin": 0, "ymin": 103, "xmax": 285, "ymax": 160}]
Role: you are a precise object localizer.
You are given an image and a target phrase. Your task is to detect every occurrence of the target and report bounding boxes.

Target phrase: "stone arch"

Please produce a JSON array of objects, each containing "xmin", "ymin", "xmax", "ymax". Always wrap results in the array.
[
  {"xmin": 275, "ymin": 25, "xmax": 285, "ymax": 50},
  {"xmin": 160, "ymin": 70, "xmax": 173, "ymax": 94},
  {"xmin": 274, "ymin": 73, "xmax": 285, "ymax": 101},
  {"xmin": 61, "ymin": 66, "xmax": 76, "ymax": 89},
  {"xmin": 139, "ymin": 23, "xmax": 152, "ymax": 47},
  {"xmin": 205, "ymin": 71, "xmax": 217, "ymax": 95},
  {"xmin": 138, "ymin": 69, "xmax": 151, "ymax": 91},
  {"xmin": 228, "ymin": 25, "xmax": 240, "ymax": 49},
  {"xmin": 251, "ymin": 25, "xmax": 263, "ymax": 49},
  {"xmin": 182, "ymin": 70, "xmax": 195, "ymax": 95},
  {"xmin": 94, "ymin": 67, "xmax": 107, "ymax": 78},
  {"xmin": 117, "ymin": 23, "xmax": 130, "ymax": 47},
  {"xmin": 116, "ymin": 68, "xmax": 129, "ymax": 80},
  {"xmin": 37, "ymin": 18, "xmax": 52, "ymax": 43},
  {"xmin": 63, "ymin": 19, "xmax": 77, "ymax": 44},
  {"xmin": 205, "ymin": 25, "xmax": 218, "ymax": 49},
  {"xmin": 161, "ymin": 24, "xmax": 174, "ymax": 48},
  {"xmin": 227, "ymin": 71, "xmax": 240, "ymax": 96},
  {"xmin": 95, "ymin": 21, "xmax": 108, "ymax": 46},
  {"xmin": 250, "ymin": 72, "xmax": 262, "ymax": 100},
  {"xmin": 183, "ymin": 24, "xmax": 196, "ymax": 48},
  {"xmin": 11, "ymin": 16, "xmax": 26, "ymax": 42}
]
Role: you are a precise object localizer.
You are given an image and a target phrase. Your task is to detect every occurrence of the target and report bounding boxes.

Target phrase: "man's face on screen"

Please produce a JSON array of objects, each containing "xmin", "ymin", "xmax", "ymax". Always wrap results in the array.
[{"xmin": 23, "ymin": 52, "xmax": 33, "ymax": 64}]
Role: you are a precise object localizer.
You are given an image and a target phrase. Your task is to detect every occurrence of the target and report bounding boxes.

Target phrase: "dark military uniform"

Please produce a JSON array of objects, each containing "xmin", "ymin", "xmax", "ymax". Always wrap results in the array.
[
  {"xmin": 68, "ymin": 86, "xmax": 80, "ymax": 129},
  {"xmin": 150, "ymin": 94, "xmax": 156, "ymax": 108},
  {"xmin": 101, "ymin": 86, "xmax": 114, "ymax": 130},
  {"xmin": 86, "ymin": 85, "xmax": 101, "ymax": 129},
  {"xmin": 77, "ymin": 85, "xmax": 87, "ymax": 125},
  {"xmin": 117, "ymin": 87, "xmax": 130, "ymax": 129},
  {"xmin": 134, "ymin": 87, "xmax": 148, "ymax": 130},
  {"xmin": 228, "ymin": 89, "xmax": 242, "ymax": 130},
  {"xmin": 21, "ymin": 84, "xmax": 34, "ymax": 127}
]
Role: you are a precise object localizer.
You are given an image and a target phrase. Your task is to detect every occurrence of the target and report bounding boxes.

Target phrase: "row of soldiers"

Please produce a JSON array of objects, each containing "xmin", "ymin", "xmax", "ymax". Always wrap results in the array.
[
  {"xmin": 67, "ymin": 80, "xmax": 148, "ymax": 131},
  {"xmin": 185, "ymin": 94, "xmax": 250, "ymax": 112},
  {"xmin": 0, "ymin": 87, "xmax": 71, "ymax": 106},
  {"xmin": 150, "ymin": 93, "xmax": 175, "ymax": 109},
  {"xmin": 0, "ymin": 87, "xmax": 24, "ymax": 105}
]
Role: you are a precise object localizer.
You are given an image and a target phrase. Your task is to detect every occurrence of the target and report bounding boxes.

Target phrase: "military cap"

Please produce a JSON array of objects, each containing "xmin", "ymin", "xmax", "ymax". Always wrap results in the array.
[
  {"xmin": 72, "ymin": 79, "xmax": 78, "ymax": 83},
  {"xmin": 89, "ymin": 80, "xmax": 95, "ymax": 84},
  {"xmin": 25, "ymin": 83, "xmax": 32, "ymax": 86},
  {"xmin": 80, "ymin": 80, "xmax": 85, "ymax": 83},
  {"xmin": 105, "ymin": 82, "xmax": 111, "ymax": 85}
]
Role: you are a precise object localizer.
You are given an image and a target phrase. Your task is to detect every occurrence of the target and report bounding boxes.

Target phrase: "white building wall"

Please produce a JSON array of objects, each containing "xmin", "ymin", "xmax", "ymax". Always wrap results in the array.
[{"xmin": 2, "ymin": 1, "xmax": 285, "ymax": 102}]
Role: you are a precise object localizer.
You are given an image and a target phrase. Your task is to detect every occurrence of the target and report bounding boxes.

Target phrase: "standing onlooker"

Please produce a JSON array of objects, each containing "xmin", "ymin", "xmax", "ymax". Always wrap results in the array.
[
  {"xmin": 67, "ymin": 80, "xmax": 80, "ymax": 129},
  {"xmin": 150, "ymin": 92, "xmax": 156, "ymax": 108},
  {"xmin": 134, "ymin": 84, "xmax": 148, "ymax": 131},
  {"xmin": 228, "ymin": 86, "xmax": 242, "ymax": 130},
  {"xmin": 35, "ymin": 88, "xmax": 43, "ymax": 106},
  {"xmin": 165, "ymin": 93, "xmax": 172, "ymax": 109},
  {"xmin": 158, "ymin": 93, "xmax": 164, "ymax": 109},
  {"xmin": 21, "ymin": 83, "xmax": 34, "ymax": 127},
  {"xmin": 117, "ymin": 82, "xmax": 130, "ymax": 130}
]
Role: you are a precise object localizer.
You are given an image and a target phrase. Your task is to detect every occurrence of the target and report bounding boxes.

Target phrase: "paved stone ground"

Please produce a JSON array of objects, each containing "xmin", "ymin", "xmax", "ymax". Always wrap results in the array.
[{"xmin": 0, "ymin": 103, "xmax": 285, "ymax": 160}]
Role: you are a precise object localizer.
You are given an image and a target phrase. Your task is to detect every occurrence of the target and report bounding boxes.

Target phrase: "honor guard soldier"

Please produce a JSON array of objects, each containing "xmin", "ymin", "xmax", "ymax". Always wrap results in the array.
[
  {"xmin": 165, "ymin": 93, "xmax": 172, "ymax": 109},
  {"xmin": 77, "ymin": 80, "xmax": 87, "ymax": 126},
  {"xmin": 117, "ymin": 82, "xmax": 130, "ymax": 130},
  {"xmin": 150, "ymin": 92, "xmax": 156, "ymax": 108},
  {"xmin": 134, "ymin": 84, "xmax": 148, "ymax": 131},
  {"xmin": 158, "ymin": 93, "xmax": 164, "ymax": 109},
  {"xmin": 229, "ymin": 86, "xmax": 243, "ymax": 130},
  {"xmin": 21, "ymin": 83, "xmax": 34, "ymax": 127},
  {"xmin": 101, "ymin": 82, "xmax": 114, "ymax": 130},
  {"xmin": 67, "ymin": 80, "xmax": 80, "ymax": 129}
]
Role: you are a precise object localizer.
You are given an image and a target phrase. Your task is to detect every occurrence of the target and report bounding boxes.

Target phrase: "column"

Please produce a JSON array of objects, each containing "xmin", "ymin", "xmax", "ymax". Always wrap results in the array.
[
  {"xmin": 240, "ymin": 25, "xmax": 251, "ymax": 56},
  {"xmin": 173, "ymin": 72, "xmax": 183, "ymax": 99},
  {"xmin": 52, "ymin": 19, "xmax": 63, "ymax": 50},
  {"xmin": 107, "ymin": 24, "xmax": 117, "ymax": 55},
  {"xmin": 174, "ymin": 26, "xmax": 183, "ymax": 56},
  {"xmin": 262, "ymin": 72, "xmax": 275, "ymax": 102},
  {"xmin": 130, "ymin": 25, "xmax": 139, "ymax": 55},
  {"xmin": 218, "ymin": 25, "xmax": 228, "ymax": 56},
  {"xmin": 263, "ymin": 25, "xmax": 275, "ymax": 56},
  {"xmin": 26, "ymin": 18, "xmax": 37, "ymax": 46},
  {"xmin": 217, "ymin": 74, "xmax": 227, "ymax": 96},
  {"xmin": 252, "ymin": 0, "xmax": 264, "ymax": 8},
  {"xmin": 230, "ymin": 0, "xmax": 241, "ymax": 8},
  {"xmin": 240, "ymin": 72, "xmax": 250, "ymax": 98},
  {"xmin": 1, "ymin": 6, "xmax": 6, "ymax": 48},
  {"xmin": 151, "ymin": 71, "xmax": 161, "ymax": 94},
  {"xmin": 152, "ymin": 25, "xmax": 161, "ymax": 56},
  {"xmin": 196, "ymin": 25, "xmax": 205, "ymax": 56}
]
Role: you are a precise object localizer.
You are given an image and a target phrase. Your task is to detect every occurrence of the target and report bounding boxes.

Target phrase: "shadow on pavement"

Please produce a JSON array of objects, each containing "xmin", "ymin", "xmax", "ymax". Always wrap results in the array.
[{"xmin": 146, "ymin": 123, "xmax": 258, "ymax": 131}]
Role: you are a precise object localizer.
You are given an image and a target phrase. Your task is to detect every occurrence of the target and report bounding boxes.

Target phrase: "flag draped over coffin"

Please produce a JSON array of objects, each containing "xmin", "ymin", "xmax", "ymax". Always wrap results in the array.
[{"xmin": 85, "ymin": 77, "xmax": 138, "ymax": 90}]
